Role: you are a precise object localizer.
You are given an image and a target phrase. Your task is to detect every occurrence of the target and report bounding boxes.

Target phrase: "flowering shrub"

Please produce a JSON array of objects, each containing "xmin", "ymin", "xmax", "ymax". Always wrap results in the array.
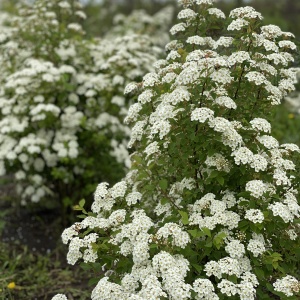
[
  {"xmin": 0, "ymin": 0, "xmax": 162, "ymax": 205},
  {"xmin": 60, "ymin": 0, "xmax": 300, "ymax": 299},
  {"xmin": 106, "ymin": 5, "xmax": 175, "ymax": 47}
]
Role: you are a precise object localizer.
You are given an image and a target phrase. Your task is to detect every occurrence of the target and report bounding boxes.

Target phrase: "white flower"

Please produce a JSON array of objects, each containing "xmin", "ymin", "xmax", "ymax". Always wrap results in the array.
[
  {"xmin": 215, "ymin": 96, "xmax": 237, "ymax": 109},
  {"xmin": 227, "ymin": 19, "xmax": 249, "ymax": 31},
  {"xmin": 51, "ymin": 295, "xmax": 68, "ymax": 300},
  {"xmin": 231, "ymin": 147, "xmax": 253, "ymax": 165},
  {"xmin": 225, "ymin": 240, "xmax": 245, "ymax": 258},
  {"xmin": 170, "ymin": 23, "xmax": 186, "ymax": 35},
  {"xmin": 250, "ymin": 118, "xmax": 271, "ymax": 133},
  {"xmin": 245, "ymin": 180, "xmax": 267, "ymax": 198},
  {"xmin": 191, "ymin": 107, "xmax": 214, "ymax": 123},
  {"xmin": 193, "ymin": 278, "xmax": 218, "ymax": 299},
  {"xmin": 256, "ymin": 135, "xmax": 279, "ymax": 149},
  {"xmin": 156, "ymin": 223, "xmax": 190, "ymax": 248},
  {"xmin": 230, "ymin": 6, "xmax": 263, "ymax": 20},
  {"xmin": 268, "ymin": 202, "xmax": 293, "ymax": 223},
  {"xmin": 178, "ymin": 9, "xmax": 197, "ymax": 20},
  {"xmin": 126, "ymin": 192, "xmax": 142, "ymax": 205},
  {"xmin": 124, "ymin": 82, "xmax": 138, "ymax": 94},
  {"xmin": 245, "ymin": 209, "xmax": 264, "ymax": 223},
  {"xmin": 279, "ymin": 40, "xmax": 297, "ymax": 50},
  {"xmin": 245, "ymin": 71, "xmax": 267, "ymax": 85},
  {"xmin": 273, "ymin": 275, "xmax": 299, "ymax": 297},
  {"xmin": 247, "ymin": 239, "xmax": 265, "ymax": 257},
  {"xmin": 218, "ymin": 279, "xmax": 238, "ymax": 296},
  {"xmin": 208, "ymin": 8, "xmax": 225, "ymax": 18},
  {"xmin": 250, "ymin": 154, "xmax": 268, "ymax": 172}
]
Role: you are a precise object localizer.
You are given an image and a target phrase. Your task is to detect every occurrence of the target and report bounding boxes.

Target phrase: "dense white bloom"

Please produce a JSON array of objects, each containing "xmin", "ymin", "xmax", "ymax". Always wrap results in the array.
[
  {"xmin": 51, "ymin": 295, "xmax": 68, "ymax": 300},
  {"xmin": 227, "ymin": 19, "xmax": 249, "ymax": 31},
  {"xmin": 273, "ymin": 275, "xmax": 299, "ymax": 297},
  {"xmin": 156, "ymin": 223, "xmax": 191, "ymax": 248},
  {"xmin": 205, "ymin": 153, "xmax": 231, "ymax": 172},
  {"xmin": 231, "ymin": 147, "xmax": 253, "ymax": 165},
  {"xmin": 250, "ymin": 118, "xmax": 271, "ymax": 133},
  {"xmin": 215, "ymin": 96, "xmax": 237, "ymax": 109},
  {"xmin": 245, "ymin": 209, "xmax": 264, "ymax": 223},
  {"xmin": 268, "ymin": 202, "xmax": 293, "ymax": 223},
  {"xmin": 245, "ymin": 71, "xmax": 267, "ymax": 85},
  {"xmin": 170, "ymin": 23, "xmax": 186, "ymax": 35},
  {"xmin": 245, "ymin": 180, "xmax": 267, "ymax": 198},
  {"xmin": 225, "ymin": 240, "xmax": 245, "ymax": 258},
  {"xmin": 91, "ymin": 277, "xmax": 125, "ymax": 300},
  {"xmin": 193, "ymin": 278, "xmax": 218, "ymax": 299},
  {"xmin": 218, "ymin": 279, "xmax": 238, "ymax": 296},
  {"xmin": 178, "ymin": 9, "xmax": 197, "ymax": 20},
  {"xmin": 256, "ymin": 135, "xmax": 279, "ymax": 149},
  {"xmin": 247, "ymin": 239, "xmax": 265, "ymax": 257},
  {"xmin": 286, "ymin": 229, "xmax": 297, "ymax": 240},
  {"xmin": 191, "ymin": 107, "xmax": 214, "ymax": 123},
  {"xmin": 143, "ymin": 73, "xmax": 160, "ymax": 87},
  {"xmin": 250, "ymin": 154, "xmax": 268, "ymax": 172},
  {"xmin": 279, "ymin": 40, "xmax": 297, "ymax": 50},
  {"xmin": 230, "ymin": 6, "xmax": 263, "ymax": 20},
  {"xmin": 124, "ymin": 82, "xmax": 138, "ymax": 94},
  {"xmin": 208, "ymin": 8, "xmax": 225, "ymax": 19},
  {"xmin": 126, "ymin": 192, "xmax": 142, "ymax": 205},
  {"xmin": 204, "ymin": 260, "xmax": 222, "ymax": 278},
  {"xmin": 58, "ymin": 3, "xmax": 300, "ymax": 300},
  {"xmin": 144, "ymin": 141, "xmax": 160, "ymax": 159}
]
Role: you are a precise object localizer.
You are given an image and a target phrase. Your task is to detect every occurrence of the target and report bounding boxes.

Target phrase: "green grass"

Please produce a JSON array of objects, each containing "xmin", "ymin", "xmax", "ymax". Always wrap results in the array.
[{"xmin": 0, "ymin": 241, "xmax": 92, "ymax": 300}]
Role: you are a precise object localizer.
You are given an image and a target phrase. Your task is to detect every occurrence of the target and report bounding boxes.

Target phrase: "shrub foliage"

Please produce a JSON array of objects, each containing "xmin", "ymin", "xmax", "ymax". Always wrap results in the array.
[
  {"xmin": 54, "ymin": 0, "xmax": 300, "ymax": 299},
  {"xmin": 0, "ymin": 0, "xmax": 162, "ymax": 205}
]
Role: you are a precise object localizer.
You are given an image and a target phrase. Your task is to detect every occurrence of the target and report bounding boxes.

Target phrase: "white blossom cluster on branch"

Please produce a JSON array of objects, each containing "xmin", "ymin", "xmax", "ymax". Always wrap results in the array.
[
  {"xmin": 59, "ymin": 0, "xmax": 299, "ymax": 299},
  {"xmin": 0, "ymin": 0, "xmax": 164, "ymax": 203}
]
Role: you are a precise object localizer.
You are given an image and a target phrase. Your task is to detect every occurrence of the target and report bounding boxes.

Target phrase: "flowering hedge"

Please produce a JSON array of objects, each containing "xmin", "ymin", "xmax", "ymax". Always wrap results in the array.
[
  {"xmin": 106, "ymin": 5, "xmax": 174, "ymax": 47},
  {"xmin": 59, "ymin": 0, "xmax": 300, "ymax": 299},
  {"xmin": 0, "ymin": 0, "xmax": 163, "ymax": 205}
]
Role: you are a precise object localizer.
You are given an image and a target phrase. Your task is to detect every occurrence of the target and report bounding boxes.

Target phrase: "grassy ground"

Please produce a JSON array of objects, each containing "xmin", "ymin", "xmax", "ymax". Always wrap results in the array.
[{"xmin": 0, "ymin": 177, "xmax": 93, "ymax": 300}]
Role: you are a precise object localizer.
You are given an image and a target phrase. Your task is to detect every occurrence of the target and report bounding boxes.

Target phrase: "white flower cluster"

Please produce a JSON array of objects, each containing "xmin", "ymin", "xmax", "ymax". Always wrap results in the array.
[
  {"xmin": 189, "ymin": 193, "xmax": 240, "ymax": 230},
  {"xmin": 108, "ymin": 6, "xmax": 174, "ymax": 47},
  {"xmin": 273, "ymin": 275, "xmax": 299, "ymax": 297},
  {"xmin": 0, "ymin": 0, "xmax": 163, "ymax": 203},
  {"xmin": 60, "ymin": 1, "xmax": 299, "ymax": 300}
]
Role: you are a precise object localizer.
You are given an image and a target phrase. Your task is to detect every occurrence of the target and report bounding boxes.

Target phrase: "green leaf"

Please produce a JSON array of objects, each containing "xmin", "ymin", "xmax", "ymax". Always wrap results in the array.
[
  {"xmin": 77, "ymin": 214, "xmax": 86, "ymax": 219},
  {"xmin": 254, "ymin": 267, "xmax": 265, "ymax": 280},
  {"xmin": 79, "ymin": 199, "xmax": 86, "ymax": 208},
  {"xmin": 159, "ymin": 179, "xmax": 168, "ymax": 191},
  {"xmin": 216, "ymin": 176, "xmax": 224, "ymax": 185},
  {"xmin": 205, "ymin": 240, "xmax": 213, "ymax": 247},
  {"xmin": 188, "ymin": 229, "xmax": 198, "ymax": 237},
  {"xmin": 209, "ymin": 170, "xmax": 219, "ymax": 178},
  {"xmin": 188, "ymin": 229, "xmax": 205, "ymax": 238},
  {"xmin": 73, "ymin": 205, "xmax": 82, "ymax": 211},
  {"xmin": 88, "ymin": 277, "xmax": 100, "ymax": 286},
  {"xmin": 201, "ymin": 227, "xmax": 211, "ymax": 237},
  {"xmin": 191, "ymin": 264, "xmax": 202, "ymax": 273},
  {"xmin": 238, "ymin": 191, "xmax": 250, "ymax": 198},
  {"xmin": 238, "ymin": 220, "xmax": 249, "ymax": 231},
  {"xmin": 160, "ymin": 197, "xmax": 169, "ymax": 205},
  {"xmin": 216, "ymin": 232, "xmax": 227, "ymax": 239},
  {"xmin": 266, "ymin": 283, "xmax": 274, "ymax": 292},
  {"xmin": 178, "ymin": 210, "xmax": 189, "ymax": 225}
]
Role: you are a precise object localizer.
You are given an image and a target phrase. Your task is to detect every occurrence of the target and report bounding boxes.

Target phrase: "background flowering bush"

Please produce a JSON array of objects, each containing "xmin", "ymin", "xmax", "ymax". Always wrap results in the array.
[
  {"xmin": 61, "ymin": 0, "xmax": 300, "ymax": 299},
  {"xmin": 0, "ymin": 0, "xmax": 165, "ymax": 206}
]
